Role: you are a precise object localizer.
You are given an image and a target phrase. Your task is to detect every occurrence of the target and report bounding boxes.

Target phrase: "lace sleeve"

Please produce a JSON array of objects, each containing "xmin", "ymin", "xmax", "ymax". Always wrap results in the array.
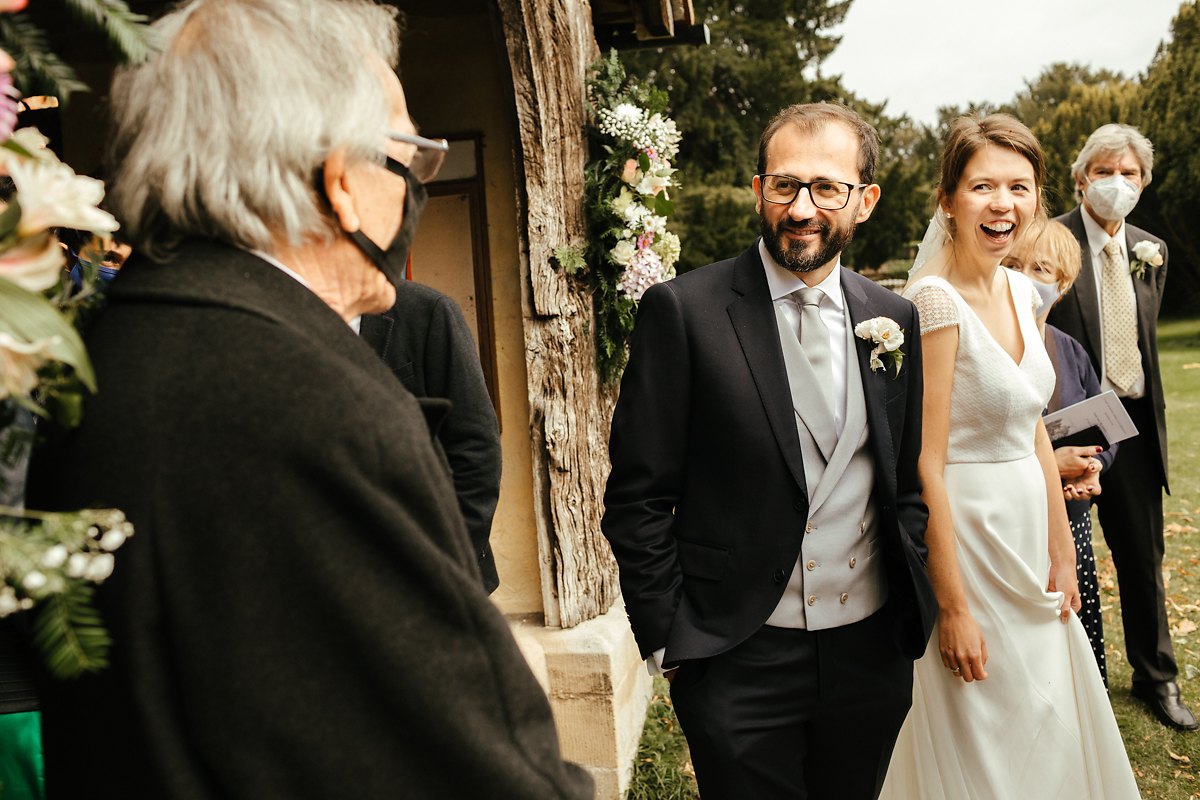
[{"xmin": 909, "ymin": 284, "xmax": 959, "ymax": 335}]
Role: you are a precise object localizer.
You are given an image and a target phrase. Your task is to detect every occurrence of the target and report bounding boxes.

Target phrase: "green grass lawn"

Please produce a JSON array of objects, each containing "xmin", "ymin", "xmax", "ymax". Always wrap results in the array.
[{"xmin": 629, "ymin": 317, "xmax": 1200, "ymax": 799}]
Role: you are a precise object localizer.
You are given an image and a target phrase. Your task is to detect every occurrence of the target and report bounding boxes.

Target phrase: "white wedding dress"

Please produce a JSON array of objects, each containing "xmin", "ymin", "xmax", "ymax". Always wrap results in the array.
[{"xmin": 880, "ymin": 269, "xmax": 1140, "ymax": 799}]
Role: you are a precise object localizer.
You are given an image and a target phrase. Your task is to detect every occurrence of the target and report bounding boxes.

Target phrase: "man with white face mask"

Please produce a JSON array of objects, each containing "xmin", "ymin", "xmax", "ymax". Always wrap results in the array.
[{"xmin": 1048, "ymin": 124, "xmax": 1195, "ymax": 731}]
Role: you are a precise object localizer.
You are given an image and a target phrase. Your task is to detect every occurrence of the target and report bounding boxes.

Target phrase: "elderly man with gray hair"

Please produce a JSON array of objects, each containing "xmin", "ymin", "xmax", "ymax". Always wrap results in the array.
[
  {"xmin": 1047, "ymin": 123, "xmax": 1196, "ymax": 731},
  {"xmin": 25, "ymin": 0, "xmax": 594, "ymax": 796}
]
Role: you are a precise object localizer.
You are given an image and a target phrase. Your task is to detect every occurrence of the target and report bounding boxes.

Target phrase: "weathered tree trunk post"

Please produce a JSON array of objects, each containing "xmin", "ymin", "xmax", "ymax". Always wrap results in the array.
[{"xmin": 495, "ymin": 0, "xmax": 620, "ymax": 628}]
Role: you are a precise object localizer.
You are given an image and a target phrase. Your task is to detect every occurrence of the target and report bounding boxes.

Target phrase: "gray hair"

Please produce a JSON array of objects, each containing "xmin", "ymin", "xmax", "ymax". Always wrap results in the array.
[
  {"xmin": 108, "ymin": 0, "xmax": 401, "ymax": 259},
  {"xmin": 1071, "ymin": 123, "xmax": 1154, "ymax": 200}
]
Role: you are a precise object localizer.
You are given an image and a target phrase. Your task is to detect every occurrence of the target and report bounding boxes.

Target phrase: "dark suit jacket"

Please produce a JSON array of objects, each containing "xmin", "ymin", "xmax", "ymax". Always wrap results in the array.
[
  {"xmin": 602, "ymin": 242, "xmax": 936, "ymax": 666},
  {"xmin": 361, "ymin": 283, "xmax": 502, "ymax": 593},
  {"xmin": 1048, "ymin": 206, "xmax": 1168, "ymax": 490},
  {"xmin": 26, "ymin": 241, "xmax": 591, "ymax": 799}
]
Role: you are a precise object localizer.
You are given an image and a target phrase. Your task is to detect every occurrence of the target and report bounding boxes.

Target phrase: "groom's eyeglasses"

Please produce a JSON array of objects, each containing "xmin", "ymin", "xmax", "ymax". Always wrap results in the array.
[{"xmin": 758, "ymin": 174, "xmax": 868, "ymax": 210}]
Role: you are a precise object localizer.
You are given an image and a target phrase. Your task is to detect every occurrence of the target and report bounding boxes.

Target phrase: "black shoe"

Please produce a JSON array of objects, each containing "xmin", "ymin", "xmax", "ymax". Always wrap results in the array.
[{"xmin": 1132, "ymin": 681, "xmax": 1200, "ymax": 731}]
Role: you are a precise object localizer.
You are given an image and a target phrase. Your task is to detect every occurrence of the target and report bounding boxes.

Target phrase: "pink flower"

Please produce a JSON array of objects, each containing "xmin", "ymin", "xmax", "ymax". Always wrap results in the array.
[
  {"xmin": 0, "ymin": 50, "xmax": 17, "ymax": 142},
  {"xmin": 620, "ymin": 158, "xmax": 638, "ymax": 185},
  {"xmin": 0, "ymin": 1, "xmax": 29, "ymax": 12}
]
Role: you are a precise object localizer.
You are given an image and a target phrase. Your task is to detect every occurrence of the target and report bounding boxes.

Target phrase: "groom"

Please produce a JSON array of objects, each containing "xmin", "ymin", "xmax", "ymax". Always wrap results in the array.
[{"xmin": 602, "ymin": 103, "xmax": 936, "ymax": 799}]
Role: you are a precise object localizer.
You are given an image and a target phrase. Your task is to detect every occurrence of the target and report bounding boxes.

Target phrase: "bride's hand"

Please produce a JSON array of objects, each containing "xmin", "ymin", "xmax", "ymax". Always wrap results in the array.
[
  {"xmin": 938, "ymin": 608, "xmax": 988, "ymax": 682},
  {"xmin": 1047, "ymin": 562, "xmax": 1082, "ymax": 623}
]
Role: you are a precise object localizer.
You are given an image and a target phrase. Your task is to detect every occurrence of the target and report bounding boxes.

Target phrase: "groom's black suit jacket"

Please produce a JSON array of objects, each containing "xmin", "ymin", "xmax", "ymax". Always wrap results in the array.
[{"xmin": 602, "ymin": 243, "xmax": 936, "ymax": 667}]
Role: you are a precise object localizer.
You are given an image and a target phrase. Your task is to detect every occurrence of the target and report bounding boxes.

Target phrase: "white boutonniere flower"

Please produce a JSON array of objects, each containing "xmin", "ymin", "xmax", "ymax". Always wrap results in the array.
[
  {"xmin": 854, "ymin": 317, "xmax": 905, "ymax": 376},
  {"xmin": 1129, "ymin": 240, "xmax": 1164, "ymax": 280}
]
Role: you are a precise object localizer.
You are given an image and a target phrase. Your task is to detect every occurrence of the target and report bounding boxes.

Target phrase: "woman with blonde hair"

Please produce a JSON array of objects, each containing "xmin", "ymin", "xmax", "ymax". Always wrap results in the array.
[
  {"xmin": 1005, "ymin": 218, "xmax": 1116, "ymax": 685},
  {"xmin": 880, "ymin": 115, "xmax": 1137, "ymax": 798}
]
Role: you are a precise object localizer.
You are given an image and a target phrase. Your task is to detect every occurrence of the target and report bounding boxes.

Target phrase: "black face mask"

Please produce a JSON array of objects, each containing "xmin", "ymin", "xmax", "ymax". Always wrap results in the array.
[{"xmin": 346, "ymin": 155, "xmax": 428, "ymax": 288}]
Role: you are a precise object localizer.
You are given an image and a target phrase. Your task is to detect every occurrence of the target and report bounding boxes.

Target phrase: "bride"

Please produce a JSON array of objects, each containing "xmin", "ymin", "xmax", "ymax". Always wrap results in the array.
[{"xmin": 880, "ymin": 114, "xmax": 1139, "ymax": 799}]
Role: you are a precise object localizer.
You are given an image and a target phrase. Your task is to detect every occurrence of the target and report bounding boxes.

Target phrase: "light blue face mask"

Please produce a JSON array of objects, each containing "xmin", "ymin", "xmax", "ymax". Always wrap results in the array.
[{"xmin": 1031, "ymin": 278, "xmax": 1062, "ymax": 319}]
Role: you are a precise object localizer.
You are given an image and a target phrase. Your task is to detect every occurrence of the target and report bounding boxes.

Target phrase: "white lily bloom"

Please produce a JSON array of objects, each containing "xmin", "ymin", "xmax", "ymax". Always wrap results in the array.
[{"xmin": 8, "ymin": 156, "xmax": 119, "ymax": 239}]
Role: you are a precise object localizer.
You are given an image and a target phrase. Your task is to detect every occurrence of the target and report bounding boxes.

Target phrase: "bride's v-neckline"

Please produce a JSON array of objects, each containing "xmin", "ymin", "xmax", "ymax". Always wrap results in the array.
[{"xmin": 938, "ymin": 271, "xmax": 1029, "ymax": 368}]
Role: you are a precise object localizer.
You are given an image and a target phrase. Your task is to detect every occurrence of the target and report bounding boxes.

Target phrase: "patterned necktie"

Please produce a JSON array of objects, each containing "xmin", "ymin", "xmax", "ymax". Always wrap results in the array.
[
  {"xmin": 792, "ymin": 287, "xmax": 835, "ymax": 410},
  {"xmin": 1100, "ymin": 237, "xmax": 1143, "ymax": 392}
]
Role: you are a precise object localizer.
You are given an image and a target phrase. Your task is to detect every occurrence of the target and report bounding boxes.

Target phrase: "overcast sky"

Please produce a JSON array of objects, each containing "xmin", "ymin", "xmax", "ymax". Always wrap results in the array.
[{"xmin": 821, "ymin": 0, "xmax": 1184, "ymax": 125}]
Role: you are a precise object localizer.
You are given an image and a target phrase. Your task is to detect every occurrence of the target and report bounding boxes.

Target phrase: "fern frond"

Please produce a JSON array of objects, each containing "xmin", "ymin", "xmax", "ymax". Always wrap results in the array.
[
  {"xmin": 0, "ymin": 15, "xmax": 88, "ymax": 101},
  {"xmin": 31, "ymin": 584, "xmax": 112, "ymax": 680},
  {"xmin": 60, "ymin": 0, "xmax": 160, "ymax": 65}
]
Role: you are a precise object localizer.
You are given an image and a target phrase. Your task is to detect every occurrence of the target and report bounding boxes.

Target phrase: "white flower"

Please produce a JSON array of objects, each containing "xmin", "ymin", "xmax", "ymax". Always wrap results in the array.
[
  {"xmin": 22, "ymin": 570, "xmax": 47, "ymax": 591},
  {"xmin": 854, "ymin": 317, "xmax": 905, "ymax": 375},
  {"xmin": 1131, "ymin": 240, "xmax": 1164, "ymax": 268},
  {"xmin": 610, "ymin": 239, "xmax": 636, "ymax": 267},
  {"xmin": 635, "ymin": 171, "xmax": 671, "ymax": 197},
  {"xmin": 0, "ymin": 587, "xmax": 18, "ymax": 617},
  {"xmin": 652, "ymin": 231, "xmax": 681, "ymax": 269},
  {"xmin": 7, "ymin": 156, "xmax": 119, "ymax": 239},
  {"xmin": 41, "ymin": 544, "xmax": 69, "ymax": 569},
  {"xmin": 855, "ymin": 317, "xmax": 904, "ymax": 352},
  {"xmin": 0, "ymin": 331, "xmax": 60, "ymax": 401},
  {"xmin": 612, "ymin": 103, "xmax": 643, "ymax": 124},
  {"xmin": 0, "ymin": 229, "xmax": 66, "ymax": 292},
  {"xmin": 84, "ymin": 553, "xmax": 115, "ymax": 582},
  {"xmin": 66, "ymin": 552, "xmax": 89, "ymax": 578},
  {"xmin": 623, "ymin": 201, "xmax": 647, "ymax": 224},
  {"xmin": 99, "ymin": 529, "xmax": 127, "ymax": 551},
  {"xmin": 0, "ymin": 128, "xmax": 55, "ymax": 173},
  {"xmin": 610, "ymin": 187, "xmax": 634, "ymax": 217}
]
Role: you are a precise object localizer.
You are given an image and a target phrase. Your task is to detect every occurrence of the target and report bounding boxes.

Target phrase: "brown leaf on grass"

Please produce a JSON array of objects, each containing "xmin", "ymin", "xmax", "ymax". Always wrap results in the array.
[
  {"xmin": 1173, "ymin": 619, "xmax": 1198, "ymax": 636},
  {"xmin": 1183, "ymin": 363, "xmax": 1200, "ymax": 369},
  {"xmin": 1166, "ymin": 523, "xmax": 1199, "ymax": 535},
  {"xmin": 1169, "ymin": 749, "xmax": 1192, "ymax": 765}
]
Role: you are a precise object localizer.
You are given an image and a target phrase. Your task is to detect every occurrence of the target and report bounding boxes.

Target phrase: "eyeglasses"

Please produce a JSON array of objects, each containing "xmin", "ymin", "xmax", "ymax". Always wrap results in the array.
[
  {"xmin": 757, "ymin": 174, "xmax": 868, "ymax": 210},
  {"xmin": 387, "ymin": 130, "xmax": 450, "ymax": 184}
]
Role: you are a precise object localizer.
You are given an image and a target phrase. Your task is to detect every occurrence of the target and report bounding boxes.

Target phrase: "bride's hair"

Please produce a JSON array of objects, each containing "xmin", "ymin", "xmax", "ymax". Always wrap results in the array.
[{"xmin": 936, "ymin": 114, "xmax": 1047, "ymax": 232}]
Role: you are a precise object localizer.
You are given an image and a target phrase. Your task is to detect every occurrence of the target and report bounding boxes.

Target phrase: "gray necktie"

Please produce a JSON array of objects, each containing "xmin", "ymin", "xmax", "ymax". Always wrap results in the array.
[{"xmin": 792, "ymin": 287, "xmax": 835, "ymax": 412}]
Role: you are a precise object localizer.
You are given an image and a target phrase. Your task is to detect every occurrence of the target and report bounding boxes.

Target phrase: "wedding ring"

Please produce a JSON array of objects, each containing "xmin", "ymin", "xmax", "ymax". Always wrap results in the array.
[{"xmin": 951, "ymin": 666, "xmax": 961, "ymax": 674}]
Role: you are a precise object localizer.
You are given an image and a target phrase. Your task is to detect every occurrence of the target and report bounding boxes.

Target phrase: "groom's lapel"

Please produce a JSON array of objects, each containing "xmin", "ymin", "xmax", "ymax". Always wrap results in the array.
[
  {"xmin": 842, "ymin": 270, "xmax": 897, "ymax": 497},
  {"xmin": 728, "ymin": 245, "xmax": 809, "ymax": 499}
]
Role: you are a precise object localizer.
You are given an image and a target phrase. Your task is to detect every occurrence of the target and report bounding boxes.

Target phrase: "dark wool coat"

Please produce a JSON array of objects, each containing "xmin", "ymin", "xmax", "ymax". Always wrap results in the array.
[
  {"xmin": 27, "ymin": 241, "xmax": 592, "ymax": 800},
  {"xmin": 361, "ymin": 283, "xmax": 502, "ymax": 594}
]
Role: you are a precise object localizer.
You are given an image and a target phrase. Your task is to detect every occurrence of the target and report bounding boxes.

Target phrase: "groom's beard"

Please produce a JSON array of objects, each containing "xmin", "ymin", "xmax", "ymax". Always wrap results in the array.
[{"xmin": 761, "ymin": 214, "xmax": 857, "ymax": 273}]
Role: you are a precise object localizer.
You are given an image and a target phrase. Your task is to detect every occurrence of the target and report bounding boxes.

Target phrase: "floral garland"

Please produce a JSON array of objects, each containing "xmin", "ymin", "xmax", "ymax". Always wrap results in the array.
[
  {"xmin": 559, "ymin": 50, "xmax": 683, "ymax": 384},
  {"xmin": 0, "ymin": 34, "xmax": 134, "ymax": 677}
]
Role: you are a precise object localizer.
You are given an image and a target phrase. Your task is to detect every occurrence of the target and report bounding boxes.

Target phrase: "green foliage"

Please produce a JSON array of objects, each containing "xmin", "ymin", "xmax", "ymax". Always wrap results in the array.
[
  {"xmin": 1137, "ymin": 0, "xmax": 1200, "ymax": 316},
  {"xmin": 62, "ymin": 0, "xmax": 158, "ymax": 64},
  {"xmin": 1020, "ymin": 75, "xmax": 1141, "ymax": 215},
  {"xmin": 576, "ymin": 51, "xmax": 683, "ymax": 384},
  {"xmin": 0, "ymin": 15, "xmax": 88, "ymax": 100},
  {"xmin": 669, "ymin": 184, "xmax": 758, "ymax": 274},
  {"xmin": 624, "ymin": 0, "xmax": 852, "ymax": 187},
  {"xmin": 3, "ymin": 0, "xmax": 157, "ymax": 101},
  {"xmin": 32, "ymin": 584, "xmax": 111, "ymax": 679},
  {"xmin": 553, "ymin": 244, "xmax": 587, "ymax": 276}
]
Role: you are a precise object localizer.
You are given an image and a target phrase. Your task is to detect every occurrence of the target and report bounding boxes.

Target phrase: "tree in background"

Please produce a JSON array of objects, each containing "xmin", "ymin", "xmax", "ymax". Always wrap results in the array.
[
  {"xmin": 1004, "ymin": 64, "xmax": 1140, "ymax": 215},
  {"xmin": 619, "ymin": 0, "xmax": 1194, "ymax": 303},
  {"xmin": 624, "ymin": 0, "xmax": 867, "ymax": 272},
  {"xmin": 1137, "ymin": 0, "xmax": 1200, "ymax": 314}
]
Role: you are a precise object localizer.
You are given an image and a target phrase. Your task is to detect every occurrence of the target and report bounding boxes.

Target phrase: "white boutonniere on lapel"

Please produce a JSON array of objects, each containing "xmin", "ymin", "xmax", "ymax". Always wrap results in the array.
[
  {"xmin": 854, "ymin": 317, "xmax": 904, "ymax": 376},
  {"xmin": 1129, "ymin": 240, "xmax": 1164, "ymax": 280}
]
